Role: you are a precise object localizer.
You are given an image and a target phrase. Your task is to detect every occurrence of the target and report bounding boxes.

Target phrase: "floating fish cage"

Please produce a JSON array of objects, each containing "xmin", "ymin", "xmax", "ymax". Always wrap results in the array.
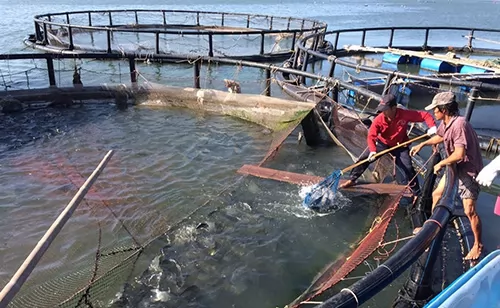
[
  {"xmin": 3, "ymin": 14, "xmax": 500, "ymax": 308},
  {"xmin": 25, "ymin": 9, "xmax": 327, "ymax": 61}
]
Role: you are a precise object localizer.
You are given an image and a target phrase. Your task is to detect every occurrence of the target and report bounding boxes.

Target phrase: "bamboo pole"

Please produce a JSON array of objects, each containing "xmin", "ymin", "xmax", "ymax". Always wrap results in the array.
[{"xmin": 0, "ymin": 150, "xmax": 115, "ymax": 308}]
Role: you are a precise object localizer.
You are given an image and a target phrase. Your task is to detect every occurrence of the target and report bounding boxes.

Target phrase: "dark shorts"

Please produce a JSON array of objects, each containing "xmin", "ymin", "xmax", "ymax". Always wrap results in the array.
[{"xmin": 458, "ymin": 171, "xmax": 480, "ymax": 200}]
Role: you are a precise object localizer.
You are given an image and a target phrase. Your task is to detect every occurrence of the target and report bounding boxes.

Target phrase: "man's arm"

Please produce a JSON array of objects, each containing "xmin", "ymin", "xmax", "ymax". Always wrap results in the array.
[
  {"xmin": 403, "ymin": 109, "xmax": 436, "ymax": 129},
  {"xmin": 420, "ymin": 135, "xmax": 444, "ymax": 147},
  {"xmin": 433, "ymin": 121, "xmax": 469, "ymax": 174},
  {"xmin": 439, "ymin": 145, "xmax": 465, "ymax": 166},
  {"xmin": 433, "ymin": 145, "xmax": 465, "ymax": 174},
  {"xmin": 410, "ymin": 134, "xmax": 443, "ymax": 156}
]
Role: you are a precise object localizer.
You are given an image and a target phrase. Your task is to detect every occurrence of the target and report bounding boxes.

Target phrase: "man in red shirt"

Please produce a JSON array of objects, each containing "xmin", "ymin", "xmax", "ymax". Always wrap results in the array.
[{"xmin": 340, "ymin": 94, "xmax": 437, "ymax": 197}]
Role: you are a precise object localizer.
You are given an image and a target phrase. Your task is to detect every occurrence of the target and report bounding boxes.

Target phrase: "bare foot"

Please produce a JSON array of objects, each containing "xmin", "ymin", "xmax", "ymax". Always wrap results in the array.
[
  {"xmin": 339, "ymin": 179, "xmax": 356, "ymax": 189},
  {"xmin": 413, "ymin": 227, "xmax": 421, "ymax": 235},
  {"xmin": 464, "ymin": 244, "xmax": 483, "ymax": 261}
]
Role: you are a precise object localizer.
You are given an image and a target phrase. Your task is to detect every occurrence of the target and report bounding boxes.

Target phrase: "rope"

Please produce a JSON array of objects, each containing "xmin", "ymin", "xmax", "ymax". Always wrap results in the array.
[
  {"xmin": 372, "ymin": 151, "xmax": 436, "ymax": 256},
  {"xmin": 486, "ymin": 137, "xmax": 500, "ymax": 155},
  {"xmin": 50, "ymin": 155, "xmax": 142, "ymax": 247},
  {"xmin": 341, "ymin": 288, "xmax": 359, "ymax": 307},
  {"xmin": 477, "ymin": 95, "xmax": 500, "ymax": 102},
  {"xmin": 379, "ymin": 235, "xmax": 415, "ymax": 247}
]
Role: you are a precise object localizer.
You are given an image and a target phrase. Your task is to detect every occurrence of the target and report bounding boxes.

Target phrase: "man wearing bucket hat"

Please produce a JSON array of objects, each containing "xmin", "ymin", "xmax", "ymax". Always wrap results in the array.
[
  {"xmin": 340, "ymin": 93, "xmax": 437, "ymax": 198},
  {"xmin": 410, "ymin": 91, "xmax": 483, "ymax": 260}
]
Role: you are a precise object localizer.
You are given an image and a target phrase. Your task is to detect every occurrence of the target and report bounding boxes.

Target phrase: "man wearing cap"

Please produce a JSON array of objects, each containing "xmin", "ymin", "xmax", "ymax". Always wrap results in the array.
[
  {"xmin": 340, "ymin": 93, "xmax": 437, "ymax": 198},
  {"xmin": 410, "ymin": 91, "xmax": 483, "ymax": 260}
]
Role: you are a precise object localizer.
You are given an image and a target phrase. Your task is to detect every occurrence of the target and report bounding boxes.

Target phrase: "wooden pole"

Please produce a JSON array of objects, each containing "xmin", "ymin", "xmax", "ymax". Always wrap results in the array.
[
  {"xmin": 341, "ymin": 135, "xmax": 427, "ymax": 174},
  {"xmin": 0, "ymin": 150, "xmax": 114, "ymax": 308},
  {"xmin": 194, "ymin": 60, "xmax": 201, "ymax": 89}
]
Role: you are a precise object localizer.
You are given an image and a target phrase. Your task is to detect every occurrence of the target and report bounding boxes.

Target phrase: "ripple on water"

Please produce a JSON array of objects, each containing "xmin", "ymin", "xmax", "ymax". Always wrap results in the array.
[
  {"xmin": 0, "ymin": 105, "xmax": 385, "ymax": 308},
  {"xmin": 0, "ymin": 105, "xmax": 272, "ymax": 296}
]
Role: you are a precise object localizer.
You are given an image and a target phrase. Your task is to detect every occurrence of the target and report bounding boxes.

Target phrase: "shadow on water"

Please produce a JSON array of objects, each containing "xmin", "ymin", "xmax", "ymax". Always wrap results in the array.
[{"xmin": 0, "ymin": 105, "xmax": 126, "ymax": 156}]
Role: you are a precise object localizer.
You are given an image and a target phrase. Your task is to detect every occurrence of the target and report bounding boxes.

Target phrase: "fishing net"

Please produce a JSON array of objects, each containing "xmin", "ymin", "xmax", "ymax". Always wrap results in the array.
[
  {"xmin": 1, "ymin": 87, "xmax": 314, "ymax": 308},
  {"xmin": 289, "ymin": 192, "xmax": 404, "ymax": 308},
  {"xmin": 2, "ymin": 153, "xmax": 149, "ymax": 308}
]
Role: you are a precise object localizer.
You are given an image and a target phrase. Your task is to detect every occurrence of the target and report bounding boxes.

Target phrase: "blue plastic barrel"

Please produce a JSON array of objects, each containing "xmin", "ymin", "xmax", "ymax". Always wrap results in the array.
[
  {"xmin": 420, "ymin": 58, "xmax": 461, "ymax": 73},
  {"xmin": 382, "ymin": 52, "xmax": 409, "ymax": 64},
  {"xmin": 408, "ymin": 56, "xmax": 422, "ymax": 65},
  {"xmin": 381, "ymin": 62, "xmax": 398, "ymax": 71},
  {"xmin": 460, "ymin": 65, "xmax": 492, "ymax": 74}
]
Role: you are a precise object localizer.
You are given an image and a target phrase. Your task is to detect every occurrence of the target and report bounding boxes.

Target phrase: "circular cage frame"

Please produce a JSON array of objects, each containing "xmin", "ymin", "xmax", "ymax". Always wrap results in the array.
[{"xmin": 26, "ymin": 9, "xmax": 328, "ymax": 61}]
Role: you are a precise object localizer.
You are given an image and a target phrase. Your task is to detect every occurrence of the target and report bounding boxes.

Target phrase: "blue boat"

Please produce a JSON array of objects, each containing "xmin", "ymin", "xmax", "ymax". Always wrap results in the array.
[{"xmin": 425, "ymin": 249, "xmax": 500, "ymax": 308}]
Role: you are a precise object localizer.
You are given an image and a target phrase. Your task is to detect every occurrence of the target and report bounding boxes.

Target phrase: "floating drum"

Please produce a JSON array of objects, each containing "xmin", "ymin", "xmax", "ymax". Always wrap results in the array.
[
  {"xmin": 420, "ymin": 58, "xmax": 461, "ymax": 73},
  {"xmin": 381, "ymin": 61, "xmax": 399, "ymax": 71},
  {"xmin": 460, "ymin": 65, "xmax": 492, "ymax": 74},
  {"xmin": 382, "ymin": 52, "xmax": 409, "ymax": 64},
  {"xmin": 408, "ymin": 56, "xmax": 422, "ymax": 65}
]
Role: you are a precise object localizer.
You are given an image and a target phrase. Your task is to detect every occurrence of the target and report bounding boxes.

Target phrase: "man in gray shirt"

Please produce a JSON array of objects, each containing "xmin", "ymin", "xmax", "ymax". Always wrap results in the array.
[{"xmin": 410, "ymin": 91, "xmax": 483, "ymax": 261}]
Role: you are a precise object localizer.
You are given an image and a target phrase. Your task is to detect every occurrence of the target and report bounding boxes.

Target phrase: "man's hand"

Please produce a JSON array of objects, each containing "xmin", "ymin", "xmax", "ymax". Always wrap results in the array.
[
  {"xmin": 427, "ymin": 126, "xmax": 437, "ymax": 136},
  {"xmin": 368, "ymin": 151, "xmax": 377, "ymax": 162},
  {"xmin": 433, "ymin": 162, "xmax": 444, "ymax": 174},
  {"xmin": 410, "ymin": 144, "xmax": 423, "ymax": 157}
]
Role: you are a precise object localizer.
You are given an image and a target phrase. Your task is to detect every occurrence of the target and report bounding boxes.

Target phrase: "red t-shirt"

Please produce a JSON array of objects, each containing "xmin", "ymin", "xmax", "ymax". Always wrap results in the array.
[{"xmin": 367, "ymin": 108, "xmax": 436, "ymax": 152}]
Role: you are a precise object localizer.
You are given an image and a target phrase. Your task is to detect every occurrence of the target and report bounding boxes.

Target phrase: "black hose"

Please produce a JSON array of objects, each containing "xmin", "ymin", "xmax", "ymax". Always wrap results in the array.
[{"xmin": 317, "ymin": 160, "xmax": 458, "ymax": 308}]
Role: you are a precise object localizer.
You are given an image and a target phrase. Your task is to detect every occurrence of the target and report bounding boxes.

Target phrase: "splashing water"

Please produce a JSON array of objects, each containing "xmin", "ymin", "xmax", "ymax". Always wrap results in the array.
[
  {"xmin": 302, "ymin": 170, "xmax": 342, "ymax": 209},
  {"xmin": 300, "ymin": 184, "xmax": 351, "ymax": 214}
]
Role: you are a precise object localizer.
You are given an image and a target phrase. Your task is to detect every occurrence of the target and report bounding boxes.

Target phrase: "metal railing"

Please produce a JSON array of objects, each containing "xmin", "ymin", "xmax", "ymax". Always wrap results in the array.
[
  {"xmin": 292, "ymin": 26, "xmax": 500, "ymax": 92},
  {"xmin": 0, "ymin": 52, "xmax": 380, "ymax": 101},
  {"xmin": 29, "ymin": 9, "xmax": 328, "ymax": 59}
]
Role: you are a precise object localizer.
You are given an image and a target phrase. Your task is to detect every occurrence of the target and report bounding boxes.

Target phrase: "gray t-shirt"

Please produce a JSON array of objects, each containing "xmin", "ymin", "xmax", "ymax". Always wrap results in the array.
[{"xmin": 436, "ymin": 116, "xmax": 483, "ymax": 176}]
